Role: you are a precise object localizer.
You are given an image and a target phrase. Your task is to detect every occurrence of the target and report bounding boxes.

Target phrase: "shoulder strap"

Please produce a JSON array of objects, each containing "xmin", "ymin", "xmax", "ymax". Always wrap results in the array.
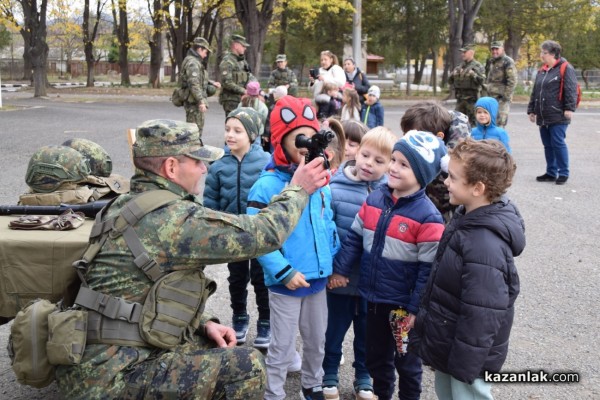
[{"xmin": 558, "ymin": 61, "xmax": 568, "ymax": 101}]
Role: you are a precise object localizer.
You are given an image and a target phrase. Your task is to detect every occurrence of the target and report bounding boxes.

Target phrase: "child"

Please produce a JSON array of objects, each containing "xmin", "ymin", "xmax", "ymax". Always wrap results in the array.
[
  {"xmin": 247, "ymin": 95, "xmax": 341, "ymax": 400},
  {"xmin": 329, "ymin": 130, "xmax": 447, "ymax": 400},
  {"xmin": 343, "ymin": 120, "xmax": 368, "ymax": 162},
  {"xmin": 316, "ymin": 82, "xmax": 343, "ymax": 120},
  {"xmin": 341, "ymin": 88, "xmax": 361, "ymax": 121},
  {"xmin": 411, "ymin": 138, "xmax": 524, "ymax": 399},
  {"xmin": 240, "ymin": 81, "xmax": 269, "ymax": 142},
  {"xmin": 400, "ymin": 101, "xmax": 471, "ymax": 223},
  {"xmin": 361, "ymin": 85, "xmax": 384, "ymax": 129},
  {"xmin": 324, "ymin": 117, "xmax": 346, "ymax": 175},
  {"xmin": 323, "ymin": 127, "xmax": 397, "ymax": 400},
  {"xmin": 203, "ymin": 107, "xmax": 272, "ymax": 348},
  {"xmin": 263, "ymin": 85, "xmax": 289, "ymax": 153},
  {"xmin": 471, "ymin": 97, "xmax": 512, "ymax": 153}
]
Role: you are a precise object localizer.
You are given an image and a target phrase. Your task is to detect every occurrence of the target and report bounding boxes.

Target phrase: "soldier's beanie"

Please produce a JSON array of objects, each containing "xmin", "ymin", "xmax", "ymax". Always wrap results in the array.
[
  {"xmin": 270, "ymin": 95, "xmax": 319, "ymax": 164},
  {"xmin": 62, "ymin": 138, "xmax": 112, "ymax": 177},
  {"xmin": 133, "ymin": 119, "xmax": 223, "ymax": 162},
  {"xmin": 393, "ymin": 130, "xmax": 448, "ymax": 188},
  {"xmin": 227, "ymin": 107, "xmax": 262, "ymax": 143},
  {"xmin": 246, "ymin": 81, "xmax": 261, "ymax": 96}
]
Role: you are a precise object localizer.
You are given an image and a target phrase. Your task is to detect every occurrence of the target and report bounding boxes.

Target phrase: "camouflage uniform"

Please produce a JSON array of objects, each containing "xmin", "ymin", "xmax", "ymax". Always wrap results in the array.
[
  {"xmin": 219, "ymin": 52, "xmax": 256, "ymax": 117},
  {"xmin": 485, "ymin": 55, "xmax": 517, "ymax": 128},
  {"xmin": 449, "ymin": 59, "xmax": 486, "ymax": 126},
  {"xmin": 181, "ymin": 48, "xmax": 209, "ymax": 137},
  {"xmin": 55, "ymin": 120, "xmax": 310, "ymax": 400},
  {"xmin": 267, "ymin": 68, "xmax": 298, "ymax": 97}
]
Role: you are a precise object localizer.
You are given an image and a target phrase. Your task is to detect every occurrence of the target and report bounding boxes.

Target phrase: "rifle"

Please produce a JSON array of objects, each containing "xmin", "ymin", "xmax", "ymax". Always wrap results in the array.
[{"xmin": 0, "ymin": 200, "xmax": 110, "ymax": 219}]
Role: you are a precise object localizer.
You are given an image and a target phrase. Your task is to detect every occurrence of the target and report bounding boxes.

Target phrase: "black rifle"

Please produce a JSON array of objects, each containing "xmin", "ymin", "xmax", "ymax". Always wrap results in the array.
[{"xmin": 0, "ymin": 200, "xmax": 110, "ymax": 219}]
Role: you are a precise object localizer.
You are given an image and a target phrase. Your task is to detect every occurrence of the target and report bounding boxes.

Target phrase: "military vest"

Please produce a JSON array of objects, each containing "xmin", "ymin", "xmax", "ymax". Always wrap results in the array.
[
  {"xmin": 452, "ymin": 60, "xmax": 483, "ymax": 90},
  {"xmin": 219, "ymin": 52, "xmax": 251, "ymax": 102}
]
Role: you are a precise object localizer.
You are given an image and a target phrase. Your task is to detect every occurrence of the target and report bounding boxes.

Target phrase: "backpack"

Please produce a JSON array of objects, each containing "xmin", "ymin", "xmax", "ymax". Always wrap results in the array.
[
  {"xmin": 171, "ymin": 87, "xmax": 186, "ymax": 107},
  {"xmin": 558, "ymin": 61, "xmax": 581, "ymax": 108}
]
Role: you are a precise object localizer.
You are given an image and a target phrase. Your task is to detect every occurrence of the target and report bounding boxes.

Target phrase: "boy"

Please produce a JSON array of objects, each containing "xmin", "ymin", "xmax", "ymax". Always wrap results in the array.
[
  {"xmin": 323, "ymin": 127, "xmax": 397, "ymax": 400},
  {"xmin": 247, "ymin": 95, "xmax": 341, "ymax": 400},
  {"xmin": 400, "ymin": 101, "xmax": 471, "ymax": 223},
  {"xmin": 411, "ymin": 138, "xmax": 525, "ymax": 399},
  {"xmin": 361, "ymin": 86, "xmax": 384, "ymax": 129},
  {"xmin": 471, "ymin": 97, "xmax": 512, "ymax": 152},
  {"xmin": 329, "ymin": 130, "xmax": 447, "ymax": 400}
]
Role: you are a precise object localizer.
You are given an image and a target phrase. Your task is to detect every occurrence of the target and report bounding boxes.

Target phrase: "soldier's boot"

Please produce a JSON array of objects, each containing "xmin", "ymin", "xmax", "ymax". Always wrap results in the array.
[
  {"xmin": 232, "ymin": 313, "xmax": 250, "ymax": 344},
  {"xmin": 253, "ymin": 319, "xmax": 270, "ymax": 349}
]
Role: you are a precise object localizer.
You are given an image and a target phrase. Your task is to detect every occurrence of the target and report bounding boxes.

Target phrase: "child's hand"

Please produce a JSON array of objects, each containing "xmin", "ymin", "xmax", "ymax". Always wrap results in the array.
[
  {"xmin": 327, "ymin": 273, "xmax": 349, "ymax": 289},
  {"xmin": 285, "ymin": 272, "xmax": 310, "ymax": 290}
]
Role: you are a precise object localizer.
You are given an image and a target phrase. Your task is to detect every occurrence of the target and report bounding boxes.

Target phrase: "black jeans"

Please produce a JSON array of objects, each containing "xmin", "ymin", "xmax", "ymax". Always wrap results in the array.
[{"xmin": 227, "ymin": 259, "xmax": 270, "ymax": 321}]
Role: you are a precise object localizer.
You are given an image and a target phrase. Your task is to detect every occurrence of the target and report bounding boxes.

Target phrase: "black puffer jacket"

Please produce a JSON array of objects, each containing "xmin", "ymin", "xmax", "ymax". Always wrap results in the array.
[
  {"xmin": 346, "ymin": 67, "xmax": 370, "ymax": 101},
  {"xmin": 527, "ymin": 57, "xmax": 578, "ymax": 126},
  {"xmin": 411, "ymin": 197, "xmax": 525, "ymax": 384}
]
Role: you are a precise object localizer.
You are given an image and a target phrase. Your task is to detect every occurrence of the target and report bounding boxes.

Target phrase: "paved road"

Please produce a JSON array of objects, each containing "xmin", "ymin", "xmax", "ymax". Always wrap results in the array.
[{"xmin": 1, "ymin": 91, "xmax": 599, "ymax": 399}]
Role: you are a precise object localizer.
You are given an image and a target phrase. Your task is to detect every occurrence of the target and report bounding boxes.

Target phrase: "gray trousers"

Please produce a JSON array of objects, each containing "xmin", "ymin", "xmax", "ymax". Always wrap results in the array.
[{"xmin": 264, "ymin": 289, "xmax": 328, "ymax": 400}]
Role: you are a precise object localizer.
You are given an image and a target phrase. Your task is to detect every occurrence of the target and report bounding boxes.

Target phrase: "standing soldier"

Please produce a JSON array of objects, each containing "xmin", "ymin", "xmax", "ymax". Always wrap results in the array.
[
  {"xmin": 449, "ymin": 44, "xmax": 486, "ymax": 126},
  {"xmin": 219, "ymin": 34, "xmax": 256, "ymax": 118},
  {"xmin": 180, "ymin": 37, "xmax": 221, "ymax": 140},
  {"xmin": 267, "ymin": 54, "xmax": 298, "ymax": 97},
  {"xmin": 485, "ymin": 40, "xmax": 517, "ymax": 128}
]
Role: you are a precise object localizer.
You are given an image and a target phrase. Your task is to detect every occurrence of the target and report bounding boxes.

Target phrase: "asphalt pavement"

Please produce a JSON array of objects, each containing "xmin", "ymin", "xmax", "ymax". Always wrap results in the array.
[{"xmin": 0, "ymin": 91, "xmax": 599, "ymax": 399}]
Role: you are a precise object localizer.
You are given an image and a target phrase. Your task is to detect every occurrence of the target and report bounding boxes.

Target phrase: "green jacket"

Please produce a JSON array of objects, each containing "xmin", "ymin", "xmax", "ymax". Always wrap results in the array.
[
  {"xmin": 181, "ymin": 49, "xmax": 208, "ymax": 106},
  {"xmin": 449, "ymin": 59, "xmax": 486, "ymax": 97},
  {"xmin": 219, "ymin": 52, "xmax": 256, "ymax": 103},
  {"xmin": 485, "ymin": 55, "xmax": 517, "ymax": 101},
  {"xmin": 267, "ymin": 67, "xmax": 298, "ymax": 96}
]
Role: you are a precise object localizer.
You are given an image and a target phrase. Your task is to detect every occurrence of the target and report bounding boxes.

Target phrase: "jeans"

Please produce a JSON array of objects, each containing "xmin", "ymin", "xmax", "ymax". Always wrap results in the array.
[
  {"xmin": 540, "ymin": 123, "xmax": 569, "ymax": 177},
  {"xmin": 434, "ymin": 371, "xmax": 493, "ymax": 400},
  {"xmin": 227, "ymin": 259, "xmax": 269, "ymax": 320}
]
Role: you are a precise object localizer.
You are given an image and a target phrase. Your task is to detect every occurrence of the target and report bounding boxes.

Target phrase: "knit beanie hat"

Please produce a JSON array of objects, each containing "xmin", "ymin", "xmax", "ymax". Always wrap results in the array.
[
  {"xmin": 270, "ymin": 95, "xmax": 320, "ymax": 165},
  {"xmin": 368, "ymin": 85, "xmax": 381, "ymax": 99},
  {"xmin": 393, "ymin": 130, "xmax": 448, "ymax": 188},
  {"xmin": 246, "ymin": 81, "xmax": 261, "ymax": 96},
  {"xmin": 226, "ymin": 107, "xmax": 262, "ymax": 142}
]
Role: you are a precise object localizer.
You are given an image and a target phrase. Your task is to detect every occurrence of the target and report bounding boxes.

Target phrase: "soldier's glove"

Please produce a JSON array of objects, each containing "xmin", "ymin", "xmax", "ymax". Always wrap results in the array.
[{"xmin": 9, "ymin": 209, "xmax": 85, "ymax": 230}]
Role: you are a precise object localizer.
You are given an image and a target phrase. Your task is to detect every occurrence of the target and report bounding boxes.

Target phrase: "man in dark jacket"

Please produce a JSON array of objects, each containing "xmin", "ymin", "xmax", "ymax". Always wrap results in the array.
[
  {"xmin": 527, "ymin": 40, "xmax": 578, "ymax": 185},
  {"xmin": 343, "ymin": 57, "xmax": 370, "ymax": 103}
]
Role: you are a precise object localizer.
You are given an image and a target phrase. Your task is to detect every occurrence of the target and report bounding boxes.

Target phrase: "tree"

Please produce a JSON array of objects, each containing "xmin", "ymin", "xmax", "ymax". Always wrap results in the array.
[
  {"xmin": 21, "ymin": 0, "xmax": 49, "ymax": 96},
  {"xmin": 47, "ymin": 0, "xmax": 82, "ymax": 76},
  {"xmin": 82, "ymin": 0, "xmax": 107, "ymax": 87},
  {"xmin": 447, "ymin": 0, "xmax": 484, "ymax": 70},
  {"xmin": 233, "ymin": 0, "xmax": 273, "ymax": 77},
  {"xmin": 0, "ymin": 24, "xmax": 10, "ymax": 51},
  {"xmin": 111, "ymin": 0, "xmax": 130, "ymax": 85}
]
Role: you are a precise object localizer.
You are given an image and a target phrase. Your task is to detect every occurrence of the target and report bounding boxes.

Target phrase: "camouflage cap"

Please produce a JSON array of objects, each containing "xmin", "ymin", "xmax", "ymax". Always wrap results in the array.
[
  {"xmin": 25, "ymin": 145, "xmax": 91, "ymax": 193},
  {"xmin": 133, "ymin": 119, "xmax": 224, "ymax": 162},
  {"xmin": 193, "ymin": 37, "xmax": 212, "ymax": 53},
  {"xmin": 231, "ymin": 34, "xmax": 250, "ymax": 47},
  {"xmin": 460, "ymin": 44, "xmax": 475, "ymax": 52},
  {"xmin": 206, "ymin": 82, "xmax": 218, "ymax": 97},
  {"xmin": 490, "ymin": 40, "xmax": 504, "ymax": 49},
  {"xmin": 62, "ymin": 138, "xmax": 113, "ymax": 177},
  {"xmin": 276, "ymin": 54, "xmax": 287, "ymax": 62},
  {"xmin": 227, "ymin": 107, "xmax": 263, "ymax": 142}
]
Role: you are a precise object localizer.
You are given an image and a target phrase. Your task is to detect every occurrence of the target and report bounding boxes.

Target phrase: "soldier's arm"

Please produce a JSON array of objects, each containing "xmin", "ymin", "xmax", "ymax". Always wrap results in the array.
[
  {"xmin": 220, "ymin": 61, "xmax": 246, "ymax": 94},
  {"xmin": 267, "ymin": 71, "xmax": 276, "ymax": 88},
  {"xmin": 505, "ymin": 61, "xmax": 518, "ymax": 98},
  {"xmin": 187, "ymin": 63, "xmax": 204, "ymax": 103},
  {"xmin": 289, "ymin": 70, "xmax": 298, "ymax": 89},
  {"xmin": 473, "ymin": 63, "xmax": 486, "ymax": 86}
]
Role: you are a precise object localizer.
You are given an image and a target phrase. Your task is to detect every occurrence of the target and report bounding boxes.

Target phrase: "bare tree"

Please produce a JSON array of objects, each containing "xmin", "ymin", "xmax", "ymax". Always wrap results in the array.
[
  {"xmin": 233, "ymin": 0, "xmax": 274, "ymax": 77},
  {"xmin": 83, "ymin": 0, "xmax": 107, "ymax": 87},
  {"xmin": 447, "ymin": 0, "xmax": 484, "ymax": 70},
  {"xmin": 20, "ymin": 0, "xmax": 49, "ymax": 96},
  {"xmin": 111, "ymin": 0, "xmax": 130, "ymax": 85}
]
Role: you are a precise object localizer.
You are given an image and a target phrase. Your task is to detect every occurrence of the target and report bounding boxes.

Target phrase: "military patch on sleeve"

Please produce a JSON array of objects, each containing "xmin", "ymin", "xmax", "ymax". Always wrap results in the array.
[
  {"xmin": 192, "ymin": 72, "xmax": 198, "ymax": 77},
  {"xmin": 222, "ymin": 70, "xmax": 228, "ymax": 75}
]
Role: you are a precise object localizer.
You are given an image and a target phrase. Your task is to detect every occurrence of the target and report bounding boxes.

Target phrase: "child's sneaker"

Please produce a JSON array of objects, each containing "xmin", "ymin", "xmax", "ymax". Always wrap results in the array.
[
  {"xmin": 301, "ymin": 386, "xmax": 325, "ymax": 400},
  {"xmin": 339, "ymin": 351, "xmax": 345, "ymax": 365},
  {"xmin": 232, "ymin": 313, "xmax": 249, "ymax": 344},
  {"xmin": 323, "ymin": 386, "xmax": 340, "ymax": 400},
  {"xmin": 354, "ymin": 378, "xmax": 378, "ymax": 400},
  {"xmin": 253, "ymin": 319, "xmax": 270, "ymax": 349}
]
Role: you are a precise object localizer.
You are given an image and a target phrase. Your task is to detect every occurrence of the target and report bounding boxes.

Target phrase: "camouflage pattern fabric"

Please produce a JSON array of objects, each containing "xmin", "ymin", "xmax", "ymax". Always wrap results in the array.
[
  {"xmin": 426, "ymin": 173, "xmax": 455, "ymax": 224},
  {"xmin": 54, "ymin": 167, "xmax": 309, "ymax": 399},
  {"xmin": 485, "ymin": 55, "xmax": 517, "ymax": 128},
  {"xmin": 455, "ymin": 98, "xmax": 478, "ymax": 127},
  {"xmin": 449, "ymin": 59, "xmax": 486, "ymax": 126},
  {"xmin": 221, "ymin": 100, "xmax": 240, "ymax": 119},
  {"xmin": 62, "ymin": 138, "xmax": 113, "ymax": 177},
  {"xmin": 181, "ymin": 49, "xmax": 208, "ymax": 136},
  {"xmin": 25, "ymin": 145, "xmax": 91, "ymax": 193},
  {"xmin": 267, "ymin": 67, "xmax": 298, "ymax": 97},
  {"xmin": 219, "ymin": 52, "xmax": 256, "ymax": 111}
]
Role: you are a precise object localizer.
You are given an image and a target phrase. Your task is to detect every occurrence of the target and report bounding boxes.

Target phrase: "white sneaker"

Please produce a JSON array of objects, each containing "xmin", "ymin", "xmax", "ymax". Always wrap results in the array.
[
  {"xmin": 323, "ymin": 386, "xmax": 340, "ymax": 400},
  {"xmin": 287, "ymin": 350, "xmax": 302, "ymax": 373},
  {"xmin": 355, "ymin": 389, "xmax": 378, "ymax": 400},
  {"xmin": 340, "ymin": 353, "xmax": 345, "ymax": 365}
]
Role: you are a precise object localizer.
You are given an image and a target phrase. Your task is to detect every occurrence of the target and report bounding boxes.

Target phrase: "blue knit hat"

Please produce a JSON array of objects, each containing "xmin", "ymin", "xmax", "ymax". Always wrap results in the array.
[{"xmin": 394, "ymin": 130, "xmax": 448, "ymax": 188}]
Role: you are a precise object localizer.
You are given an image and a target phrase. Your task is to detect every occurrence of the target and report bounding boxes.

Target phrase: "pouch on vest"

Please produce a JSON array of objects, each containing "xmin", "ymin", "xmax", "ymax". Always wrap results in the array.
[
  {"xmin": 8, "ymin": 299, "xmax": 58, "ymax": 388},
  {"xmin": 139, "ymin": 269, "xmax": 216, "ymax": 349},
  {"xmin": 46, "ymin": 308, "xmax": 88, "ymax": 365}
]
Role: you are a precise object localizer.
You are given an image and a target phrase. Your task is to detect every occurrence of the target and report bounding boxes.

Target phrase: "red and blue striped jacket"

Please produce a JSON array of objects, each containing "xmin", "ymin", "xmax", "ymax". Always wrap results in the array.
[{"xmin": 333, "ymin": 186, "xmax": 444, "ymax": 314}]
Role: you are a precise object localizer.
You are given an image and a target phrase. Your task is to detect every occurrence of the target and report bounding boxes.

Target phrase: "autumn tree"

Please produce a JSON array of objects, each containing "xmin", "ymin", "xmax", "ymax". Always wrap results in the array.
[
  {"xmin": 111, "ymin": 0, "xmax": 130, "ymax": 85},
  {"xmin": 447, "ymin": 0, "xmax": 484, "ymax": 70},
  {"xmin": 82, "ymin": 0, "xmax": 107, "ymax": 87},
  {"xmin": 233, "ymin": 0, "xmax": 273, "ymax": 77},
  {"xmin": 47, "ymin": 0, "xmax": 82, "ymax": 76}
]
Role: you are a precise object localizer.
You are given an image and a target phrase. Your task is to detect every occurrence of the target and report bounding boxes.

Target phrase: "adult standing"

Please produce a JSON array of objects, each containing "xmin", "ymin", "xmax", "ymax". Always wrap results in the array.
[
  {"xmin": 180, "ymin": 37, "xmax": 221, "ymax": 139},
  {"xmin": 343, "ymin": 57, "xmax": 370, "ymax": 103},
  {"xmin": 449, "ymin": 44, "xmax": 486, "ymax": 126},
  {"xmin": 309, "ymin": 50, "xmax": 346, "ymax": 101},
  {"xmin": 267, "ymin": 54, "xmax": 298, "ymax": 97},
  {"xmin": 54, "ymin": 119, "xmax": 329, "ymax": 399},
  {"xmin": 219, "ymin": 34, "xmax": 256, "ymax": 119},
  {"xmin": 528, "ymin": 40, "xmax": 578, "ymax": 185},
  {"xmin": 485, "ymin": 41, "xmax": 517, "ymax": 128}
]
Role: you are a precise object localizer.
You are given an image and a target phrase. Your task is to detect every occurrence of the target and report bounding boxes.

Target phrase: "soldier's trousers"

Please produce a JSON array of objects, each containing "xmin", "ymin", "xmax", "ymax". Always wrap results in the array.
[
  {"xmin": 455, "ymin": 98, "xmax": 477, "ymax": 127},
  {"xmin": 123, "ymin": 340, "xmax": 266, "ymax": 399},
  {"xmin": 221, "ymin": 100, "xmax": 240, "ymax": 120},
  {"xmin": 185, "ymin": 103, "xmax": 205, "ymax": 138},
  {"xmin": 497, "ymin": 99, "xmax": 511, "ymax": 128}
]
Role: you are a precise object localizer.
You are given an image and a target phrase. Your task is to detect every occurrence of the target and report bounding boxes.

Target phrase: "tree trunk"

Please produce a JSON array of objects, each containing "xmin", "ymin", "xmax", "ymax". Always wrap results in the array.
[
  {"xmin": 82, "ymin": 0, "xmax": 104, "ymax": 87},
  {"xmin": 20, "ymin": 28, "xmax": 33, "ymax": 81},
  {"xmin": 234, "ymin": 0, "xmax": 274, "ymax": 77},
  {"xmin": 148, "ymin": 0, "xmax": 165, "ymax": 88},
  {"xmin": 117, "ymin": 0, "xmax": 130, "ymax": 85},
  {"xmin": 20, "ymin": 0, "xmax": 49, "ymax": 97},
  {"xmin": 278, "ymin": 1, "xmax": 288, "ymax": 55}
]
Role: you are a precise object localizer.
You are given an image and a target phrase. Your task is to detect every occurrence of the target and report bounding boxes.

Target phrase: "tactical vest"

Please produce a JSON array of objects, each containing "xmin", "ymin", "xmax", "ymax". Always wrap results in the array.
[{"xmin": 73, "ymin": 190, "xmax": 216, "ymax": 349}]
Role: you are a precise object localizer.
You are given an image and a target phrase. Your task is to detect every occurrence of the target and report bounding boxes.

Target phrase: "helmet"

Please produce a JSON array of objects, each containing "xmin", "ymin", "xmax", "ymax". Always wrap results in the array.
[
  {"xmin": 206, "ymin": 82, "xmax": 217, "ymax": 97},
  {"xmin": 25, "ymin": 145, "xmax": 91, "ymax": 193},
  {"xmin": 62, "ymin": 138, "xmax": 113, "ymax": 177}
]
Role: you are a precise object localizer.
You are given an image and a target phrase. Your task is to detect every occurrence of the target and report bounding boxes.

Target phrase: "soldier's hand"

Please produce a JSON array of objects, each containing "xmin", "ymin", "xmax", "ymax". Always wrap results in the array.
[
  {"xmin": 213, "ymin": 82, "xmax": 222, "ymax": 88},
  {"xmin": 285, "ymin": 272, "xmax": 310, "ymax": 290},
  {"xmin": 205, "ymin": 320, "xmax": 237, "ymax": 348},
  {"xmin": 290, "ymin": 157, "xmax": 329, "ymax": 194},
  {"xmin": 199, "ymin": 104, "xmax": 208, "ymax": 113}
]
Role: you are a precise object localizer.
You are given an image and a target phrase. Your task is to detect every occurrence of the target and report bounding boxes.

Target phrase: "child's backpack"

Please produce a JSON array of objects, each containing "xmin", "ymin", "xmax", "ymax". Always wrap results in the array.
[{"xmin": 558, "ymin": 61, "xmax": 581, "ymax": 108}]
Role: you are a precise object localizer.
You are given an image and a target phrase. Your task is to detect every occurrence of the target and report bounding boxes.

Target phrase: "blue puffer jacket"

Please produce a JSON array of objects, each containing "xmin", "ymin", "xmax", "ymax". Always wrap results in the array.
[
  {"xmin": 247, "ymin": 165, "xmax": 340, "ymax": 293},
  {"xmin": 330, "ymin": 161, "xmax": 387, "ymax": 296},
  {"xmin": 334, "ymin": 186, "xmax": 444, "ymax": 314},
  {"xmin": 471, "ymin": 97, "xmax": 511, "ymax": 153},
  {"xmin": 360, "ymin": 101, "xmax": 384, "ymax": 129},
  {"xmin": 203, "ymin": 144, "xmax": 270, "ymax": 214}
]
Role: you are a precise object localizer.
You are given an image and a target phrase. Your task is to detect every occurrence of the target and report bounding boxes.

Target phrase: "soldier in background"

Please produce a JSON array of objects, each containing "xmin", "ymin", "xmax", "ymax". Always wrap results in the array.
[
  {"xmin": 219, "ymin": 34, "xmax": 256, "ymax": 118},
  {"xmin": 485, "ymin": 40, "xmax": 517, "ymax": 128},
  {"xmin": 449, "ymin": 44, "xmax": 486, "ymax": 126},
  {"xmin": 181, "ymin": 37, "xmax": 221, "ymax": 139},
  {"xmin": 267, "ymin": 54, "xmax": 298, "ymax": 97}
]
